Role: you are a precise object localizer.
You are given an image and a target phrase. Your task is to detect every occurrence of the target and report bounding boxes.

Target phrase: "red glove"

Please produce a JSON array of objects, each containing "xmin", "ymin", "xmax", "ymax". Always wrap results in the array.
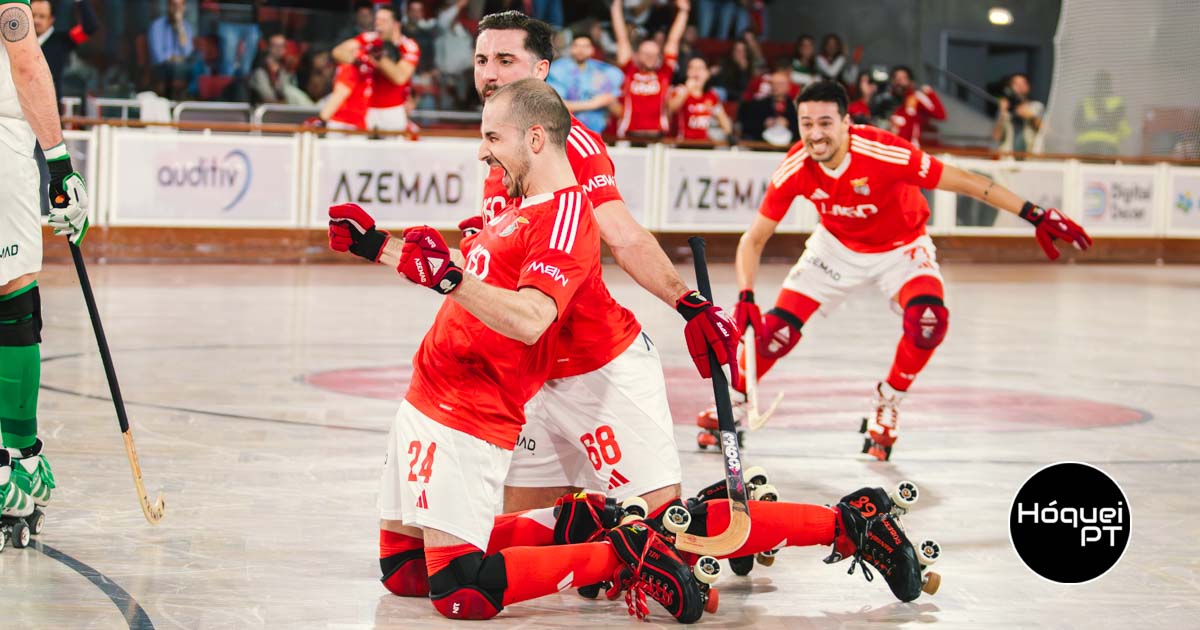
[
  {"xmin": 733, "ymin": 289, "xmax": 762, "ymax": 338},
  {"xmin": 676, "ymin": 290, "xmax": 739, "ymax": 383},
  {"xmin": 1020, "ymin": 202, "xmax": 1093, "ymax": 261},
  {"xmin": 458, "ymin": 215, "xmax": 484, "ymax": 252},
  {"xmin": 329, "ymin": 203, "xmax": 389, "ymax": 262},
  {"xmin": 399, "ymin": 226, "xmax": 464, "ymax": 294}
]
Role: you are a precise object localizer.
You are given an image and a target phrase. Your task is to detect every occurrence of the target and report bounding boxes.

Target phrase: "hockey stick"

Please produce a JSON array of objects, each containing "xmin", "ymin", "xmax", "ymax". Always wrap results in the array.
[
  {"xmin": 745, "ymin": 330, "xmax": 784, "ymax": 431},
  {"xmin": 673, "ymin": 237, "xmax": 751, "ymax": 556},
  {"xmin": 69, "ymin": 244, "xmax": 165, "ymax": 525}
]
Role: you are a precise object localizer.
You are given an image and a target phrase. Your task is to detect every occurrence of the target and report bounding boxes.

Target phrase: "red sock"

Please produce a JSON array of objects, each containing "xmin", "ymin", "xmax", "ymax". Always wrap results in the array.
[
  {"xmin": 704, "ymin": 500, "xmax": 837, "ymax": 558},
  {"xmin": 426, "ymin": 543, "xmax": 479, "ymax": 576},
  {"xmin": 887, "ymin": 276, "xmax": 945, "ymax": 392},
  {"xmin": 498, "ymin": 543, "xmax": 621, "ymax": 605},
  {"xmin": 486, "ymin": 508, "xmax": 557, "ymax": 554},
  {"xmin": 380, "ymin": 529, "xmax": 423, "ymax": 558}
]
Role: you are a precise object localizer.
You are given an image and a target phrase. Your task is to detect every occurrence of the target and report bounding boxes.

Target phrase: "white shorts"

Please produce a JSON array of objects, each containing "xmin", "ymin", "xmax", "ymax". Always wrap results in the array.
[
  {"xmin": 505, "ymin": 332, "xmax": 682, "ymax": 501},
  {"xmin": 0, "ymin": 141, "xmax": 43, "ymax": 285},
  {"xmin": 366, "ymin": 105, "xmax": 409, "ymax": 136},
  {"xmin": 378, "ymin": 400, "xmax": 513, "ymax": 551},
  {"xmin": 781, "ymin": 225, "xmax": 944, "ymax": 311}
]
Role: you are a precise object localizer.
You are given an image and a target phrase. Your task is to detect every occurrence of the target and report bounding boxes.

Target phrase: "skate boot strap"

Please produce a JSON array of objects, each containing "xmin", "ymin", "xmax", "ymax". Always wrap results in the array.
[{"xmin": 7, "ymin": 438, "xmax": 43, "ymax": 460}]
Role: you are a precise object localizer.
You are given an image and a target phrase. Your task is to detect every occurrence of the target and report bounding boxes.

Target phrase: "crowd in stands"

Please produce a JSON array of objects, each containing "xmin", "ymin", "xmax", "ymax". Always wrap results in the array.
[{"xmin": 40, "ymin": 0, "xmax": 1074, "ymax": 153}]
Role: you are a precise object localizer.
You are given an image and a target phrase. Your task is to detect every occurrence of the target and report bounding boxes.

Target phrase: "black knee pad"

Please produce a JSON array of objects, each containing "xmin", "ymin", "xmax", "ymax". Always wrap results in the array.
[
  {"xmin": 903, "ymin": 295, "xmax": 948, "ymax": 350},
  {"xmin": 428, "ymin": 551, "xmax": 508, "ymax": 619},
  {"xmin": 0, "ymin": 285, "xmax": 41, "ymax": 346}
]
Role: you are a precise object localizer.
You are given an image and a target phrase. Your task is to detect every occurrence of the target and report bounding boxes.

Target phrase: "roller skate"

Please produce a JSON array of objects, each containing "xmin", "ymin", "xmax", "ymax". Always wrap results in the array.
[
  {"xmin": 824, "ymin": 481, "xmax": 941, "ymax": 601},
  {"xmin": 696, "ymin": 389, "xmax": 747, "ymax": 450},
  {"xmin": 605, "ymin": 519, "xmax": 720, "ymax": 622},
  {"xmin": 1, "ymin": 450, "xmax": 41, "ymax": 553},
  {"xmin": 684, "ymin": 466, "xmax": 778, "ymax": 575},
  {"xmin": 859, "ymin": 382, "xmax": 904, "ymax": 461}
]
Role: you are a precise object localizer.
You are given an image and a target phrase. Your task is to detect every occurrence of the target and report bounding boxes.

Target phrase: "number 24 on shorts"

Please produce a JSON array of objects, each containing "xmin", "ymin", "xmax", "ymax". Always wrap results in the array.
[
  {"xmin": 407, "ymin": 441, "xmax": 437, "ymax": 483},
  {"xmin": 579, "ymin": 425, "xmax": 622, "ymax": 471}
]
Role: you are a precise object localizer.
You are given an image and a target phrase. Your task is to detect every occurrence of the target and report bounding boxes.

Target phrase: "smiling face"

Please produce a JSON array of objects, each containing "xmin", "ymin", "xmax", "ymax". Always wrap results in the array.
[
  {"xmin": 797, "ymin": 100, "xmax": 850, "ymax": 163},
  {"xmin": 478, "ymin": 94, "xmax": 533, "ymax": 198},
  {"xmin": 686, "ymin": 57, "xmax": 709, "ymax": 85},
  {"xmin": 635, "ymin": 39, "xmax": 661, "ymax": 71},
  {"xmin": 474, "ymin": 29, "xmax": 549, "ymax": 101}
]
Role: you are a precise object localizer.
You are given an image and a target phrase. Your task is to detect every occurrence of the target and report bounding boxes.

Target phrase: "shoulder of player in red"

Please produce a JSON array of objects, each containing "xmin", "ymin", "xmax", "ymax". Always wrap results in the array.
[
  {"xmin": 334, "ymin": 63, "xmax": 361, "ymax": 87},
  {"xmin": 564, "ymin": 117, "xmax": 624, "ymax": 208},
  {"xmin": 846, "ymin": 124, "xmax": 943, "ymax": 184},
  {"xmin": 660, "ymin": 54, "xmax": 679, "ymax": 77},
  {"xmin": 398, "ymin": 35, "xmax": 421, "ymax": 64},
  {"xmin": 513, "ymin": 186, "xmax": 599, "ymax": 319}
]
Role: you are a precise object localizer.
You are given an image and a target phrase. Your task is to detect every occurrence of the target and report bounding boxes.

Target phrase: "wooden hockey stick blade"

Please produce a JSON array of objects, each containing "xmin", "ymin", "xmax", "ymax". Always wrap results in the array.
[
  {"xmin": 749, "ymin": 393, "xmax": 785, "ymax": 431},
  {"xmin": 674, "ymin": 499, "xmax": 752, "ymax": 555},
  {"xmin": 744, "ymin": 328, "xmax": 759, "ymax": 414},
  {"xmin": 124, "ymin": 431, "xmax": 166, "ymax": 525}
]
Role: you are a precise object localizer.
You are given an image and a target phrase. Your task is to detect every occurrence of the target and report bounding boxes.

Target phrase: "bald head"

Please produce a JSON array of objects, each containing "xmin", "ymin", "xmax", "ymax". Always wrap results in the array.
[{"xmin": 487, "ymin": 78, "xmax": 571, "ymax": 151}]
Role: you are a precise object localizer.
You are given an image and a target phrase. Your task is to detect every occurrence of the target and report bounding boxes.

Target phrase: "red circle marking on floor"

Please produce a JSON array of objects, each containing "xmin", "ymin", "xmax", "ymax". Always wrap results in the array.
[{"xmin": 303, "ymin": 366, "xmax": 1147, "ymax": 432}]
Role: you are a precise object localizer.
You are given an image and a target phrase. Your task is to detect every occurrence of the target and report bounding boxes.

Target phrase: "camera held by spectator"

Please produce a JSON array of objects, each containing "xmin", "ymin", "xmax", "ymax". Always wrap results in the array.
[{"xmin": 993, "ymin": 73, "xmax": 1045, "ymax": 154}]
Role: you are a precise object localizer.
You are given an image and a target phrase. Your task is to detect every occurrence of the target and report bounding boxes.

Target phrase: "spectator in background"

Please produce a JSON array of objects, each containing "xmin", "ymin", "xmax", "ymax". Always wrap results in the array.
[
  {"xmin": 214, "ymin": 0, "xmax": 263, "ymax": 78},
  {"xmin": 668, "ymin": 56, "xmax": 733, "ymax": 142},
  {"xmin": 612, "ymin": 0, "xmax": 690, "ymax": 139},
  {"xmin": 337, "ymin": 1, "xmax": 376, "ymax": 42},
  {"xmin": 302, "ymin": 50, "xmax": 335, "ymax": 104},
  {"xmin": 788, "ymin": 34, "xmax": 817, "ymax": 89},
  {"xmin": 815, "ymin": 33, "xmax": 859, "ymax": 85},
  {"xmin": 993, "ymin": 73, "xmax": 1044, "ymax": 155},
  {"xmin": 148, "ymin": 0, "xmax": 195, "ymax": 100},
  {"xmin": 547, "ymin": 34, "xmax": 624, "ymax": 133},
  {"xmin": 587, "ymin": 19, "xmax": 619, "ymax": 61},
  {"xmin": 697, "ymin": 0, "xmax": 749, "ymax": 40},
  {"xmin": 313, "ymin": 61, "xmax": 371, "ymax": 133},
  {"xmin": 848, "ymin": 71, "xmax": 878, "ymax": 125},
  {"xmin": 33, "ymin": 0, "xmax": 99, "ymax": 101},
  {"xmin": 250, "ymin": 32, "xmax": 313, "ymax": 105},
  {"xmin": 403, "ymin": 1, "xmax": 437, "ymax": 73},
  {"xmin": 738, "ymin": 65, "xmax": 798, "ymax": 145},
  {"xmin": 878, "ymin": 65, "xmax": 944, "ymax": 148},
  {"xmin": 433, "ymin": 0, "xmax": 475, "ymax": 111},
  {"xmin": 671, "ymin": 24, "xmax": 703, "ymax": 84},
  {"xmin": 710, "ymin": 38, "xmax": 754, "ymax": 102},
  {"xmin": 1074, "ymin": 70, "xmax": 1129, "ymax": 156},
  {"xmin": 533, "ymin": 0, "xmax": 564, "ymax": 28}
]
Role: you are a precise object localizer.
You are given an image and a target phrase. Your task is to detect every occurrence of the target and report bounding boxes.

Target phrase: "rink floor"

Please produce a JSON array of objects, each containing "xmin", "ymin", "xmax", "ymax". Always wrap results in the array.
[{"xmin": 2, "ymin": 261, "xmax": 1198, "ymax": 629}]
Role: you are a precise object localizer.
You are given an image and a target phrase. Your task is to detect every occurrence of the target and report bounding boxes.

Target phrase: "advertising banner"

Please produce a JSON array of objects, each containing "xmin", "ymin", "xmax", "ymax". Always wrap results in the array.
[
  {"xmin": 608, "ymin": 146, "xmax": 652, "ymax": 227},
  {"xmin": 1077, "ymin": 165, "xmax": 1156, "ymax": 231},
  {"xmin": 660, "ymin": 149, "xmax": 812, "ymax": 231},
  {"xmin": 1168, "ymin": 167, "xmax": 1200, "ymax": 233},
  {"xmin": 311, "ymin": 138, "xmax": 482, "ymax": 228},
  {"xmin": 110, "ymin": 130, "xmax": 299, "ymax": 225}
]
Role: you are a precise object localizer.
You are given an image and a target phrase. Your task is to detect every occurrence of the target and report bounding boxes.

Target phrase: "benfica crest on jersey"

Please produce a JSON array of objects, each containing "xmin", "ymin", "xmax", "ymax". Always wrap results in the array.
[
  {"xmin": 499, "ymin": 216, "xmax": 529, "ymax": 237},
  {"xmin": 851, "ymin": 177, "xmax": 871, "ymax": 196}
]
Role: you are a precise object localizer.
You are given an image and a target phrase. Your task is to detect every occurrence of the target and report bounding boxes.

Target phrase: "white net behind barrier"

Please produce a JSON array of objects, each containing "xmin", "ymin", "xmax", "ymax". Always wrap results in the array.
[{"xmin": 1043, "ymin": 0, "xmax": 1200, "ymax": 158}]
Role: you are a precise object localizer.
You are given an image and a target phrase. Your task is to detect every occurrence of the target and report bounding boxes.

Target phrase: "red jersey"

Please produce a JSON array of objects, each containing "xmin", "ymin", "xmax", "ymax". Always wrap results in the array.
[
  {"xmin": 330, "ymin": 63, "xmax": 371, "ymax": 130},
  {"xmin": 481, "ymin": 118, "xmax": 641, "ymax": 379},
  {"xmin": 618, "ymin": 55, "xmax": 677, "ymax": 137},
  {"xmin": 369, "ymin": 36, "xmax": 421, "ymax": 109},
  {"xmin": 407, "ymin": 187, "xmax": 601, "ymax": 449},
  {"xmin": 676, "ymin": 89, "xmax": 721, "ymax": 141},
  {"xmin": 887, "ymin": 86, "xmax": 945, "ymax": 149},
  {"xmin": 760, "ymin": 125, "xmax": 945, "ymax": 253}
]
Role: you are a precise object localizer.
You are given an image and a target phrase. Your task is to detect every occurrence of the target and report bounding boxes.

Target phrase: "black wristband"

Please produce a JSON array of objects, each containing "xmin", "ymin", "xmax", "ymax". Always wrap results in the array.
[
  {"xmin": 738, "ymin": 289, "xmax": 755, "ymax": 304},
  {"xmin": 47, "ymin": 155, "xmax": 74, "ymax": 181},
  {"xmin": 676, "ymin": 290, "xmax": 710, "ymax": 321},
  {"xmin": 349, "ymin": 228, "xmax": 389, "ymax": 262},
  {"xmin": 1018, "ymin": 201, "xmax": 1044, "ymax": 225}
]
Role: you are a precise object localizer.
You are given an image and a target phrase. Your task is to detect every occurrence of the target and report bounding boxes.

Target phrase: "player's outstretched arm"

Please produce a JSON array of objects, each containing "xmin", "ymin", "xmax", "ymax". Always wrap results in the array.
[
  {"xmin": 450, "ymin": 282, "xmax": 559, "ymax": 346},
  {"xmin": 735, "ymin": 213, "xmax": 780, "ymax": 293},
  {"xmin": 595, "ymin": 200, "xmax": 689, "ymax": 305},
  {"xmin": 937, "ymin": 164, "xmax": 1092, "ymax": 260},
  {"xmin": 331, "ymin": 37, "xmax": 361, "ymax": 65},
  {"xmin": 610, "ymin": 0, "xmax": 633, "ymax": 68}
]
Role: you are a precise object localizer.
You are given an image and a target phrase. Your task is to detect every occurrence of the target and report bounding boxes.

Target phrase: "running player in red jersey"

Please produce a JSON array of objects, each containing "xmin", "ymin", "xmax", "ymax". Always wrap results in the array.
[
  {"xmin": 611, "ymin": 0, "xmax": 689, "ymax": 139},
  {"xmin": 471, "ymin": 11, "xmax": 737, "ymax": 522},
  {"xmin": 668, "ymin": 57, "xmax": 733, "ymax": 142},
  {"xmin": 332, "ymin": 5, "xmax": 420, "ymax": 135},
  {"xmin": 704, "ymin": 81, "xmax": 1093, "ymax": 460},
  {"xmin": 328, "ymin": 79, "xmax": 710, "ymax": 623}
]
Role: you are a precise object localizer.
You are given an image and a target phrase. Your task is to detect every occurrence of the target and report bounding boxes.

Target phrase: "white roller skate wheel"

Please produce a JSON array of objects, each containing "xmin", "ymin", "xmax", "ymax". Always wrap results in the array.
[
  {"xmin": 890, "ymin": 481, "xmax": 919, "ymax": 512},
  {"xmin": 620, "ymin": 496, "xmax": 649, "ymax": 520},
  {"xmin": 11, "ymin": 520, "xmax": 30, "ymax": 548},
  {"xmin": 662, "ymin": 504, "xmax": 692, "ymax": 534},
  {"xmin": 744, "ymin": 466, "xmax": 769, "ymax": 487},
  {"xmin": 28, "ymin": 509, "xmax": 45, "ymax": 536},
  {"xmin": 751, "ymin": 483, "xmax": 778, "ymax": 502},
  {"xmin": 0, "ymin": 528, "xmax": 7, "ymax": 553},
  {"xmin": 693, "ymin": 556, "xmax": 721, "ymax": 584},
  {"xmin": 918, "ymin": 539, "xmax": 941, "ymax": 566}
]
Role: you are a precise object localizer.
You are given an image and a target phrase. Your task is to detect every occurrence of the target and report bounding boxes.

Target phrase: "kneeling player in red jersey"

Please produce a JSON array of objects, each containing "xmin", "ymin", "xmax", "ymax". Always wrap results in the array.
[
  {"xmin": 329, "ymin": 80, "xmax": 711, "ymax": 622},
  {"xmin": 700, "ymin": 80, "xmax": 1093, "ymax": 460}
]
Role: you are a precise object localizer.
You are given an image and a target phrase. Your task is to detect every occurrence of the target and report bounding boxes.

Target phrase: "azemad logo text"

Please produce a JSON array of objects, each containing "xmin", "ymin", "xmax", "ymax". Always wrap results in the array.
[
  {"xmin": 156, "ymin": 149, "xmax": 253, "ymax": 211},
  {"xmin": 1009, "ymin": 462, "xmax": 1131, "ymax": 584}
]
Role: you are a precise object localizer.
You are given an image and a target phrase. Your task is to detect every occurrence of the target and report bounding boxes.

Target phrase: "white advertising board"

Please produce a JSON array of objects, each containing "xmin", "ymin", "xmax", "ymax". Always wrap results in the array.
[
  {"xmin": 659, "ymin": 149, "xmax": 813, "ymax": 232},
  {"xmin": 109, "ymin": 130, "xmax": 299, "ymax": 226},
  {"xmin": 310, "ymin": 137, "xmax": 482, "ymax": 228}
]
